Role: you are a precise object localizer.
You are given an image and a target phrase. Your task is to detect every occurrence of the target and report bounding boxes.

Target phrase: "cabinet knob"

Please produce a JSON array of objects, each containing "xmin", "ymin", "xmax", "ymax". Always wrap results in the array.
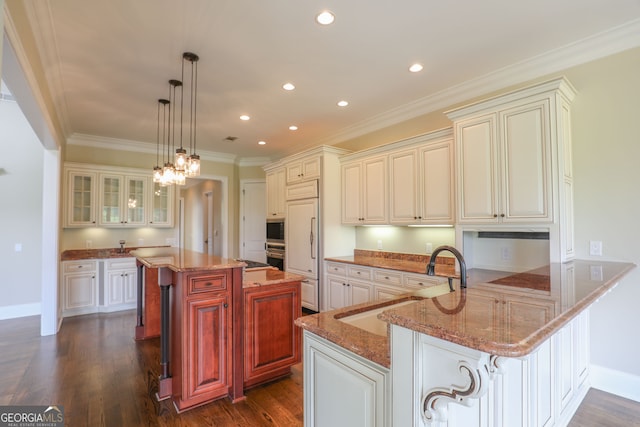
[
  {"xmin": 346, "ymin": 283, "xmax": 350, "ymax": 287},
  {"xmin": 204, "ymin": 282, "xmax": 212, "ymax": 287},
  {"xmin": 418, "ymin": 282, "xmax": 424, "ymax": 286},
  {"xmin": 343, "ymin": 283, "xmax": 346, "ymax": 286},
  {"xmin": 500, "ymin": 213, "xmax": 505, "ymax": 218},
  {"xmin": 223, "ymin": 303, "xmax": 229, "ymax": 308},
  {"xmin": 493, "ymin": 214, "xmax": 498, "ymax": 218},
  {"xmin": 385, "ymin": 276, "xmax": 389, "ymax": 279}
]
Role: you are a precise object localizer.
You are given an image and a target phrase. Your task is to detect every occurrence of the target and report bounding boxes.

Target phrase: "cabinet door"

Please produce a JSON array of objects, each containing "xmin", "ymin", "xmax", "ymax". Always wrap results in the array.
[
  {"xmin": 327, "ymin": 276, "xmax": 348, "ymax": 310},
  {"xmin": 304, "ymin": 333, "xmax": 389, "ymax": 427},
  {"xmin": 286, "ymin": 198, "xmax": 318, "ymax": 277},
  {"xmin": 66, "ymin": 171, "xmax": 97, "ymax": 227},
  {"xmin": 125, "ymin": 176, "xmax": 147, "ymax": 226},
  {"xmin": 456, "ymin": 114, "xmax": 499, "ymax": 223},
  {"xmin": 244, "ymin": 282, "xmax": 301, "ymax": 388},
  {"xmin": 64, "ymin": 273, "xmax": 96, "ymax": 310},
  {"xmin": 349, "ymin": 280, "xmax": 372, "ymax": 306},
  {"xmin": 420, "ymin": 140, "xmax": 454, "ymax": 224},
  {"xmin": 99, "ymin": 174, "xmax": 122, "ymax": 226},
  {"xmin": 266, "ymin": 168, "xmax": 286, "ymax": 218},
  {"xmin": 389, "ymin": 149, "xmax": 419, "ymax": 224},
  {"xmin": 149, "ymin": 181, "xmax": 174, "ymax": 227},
  {"xmin": 499, "ymin": 99, "xmax": 552, "ymax": 222},
  {"xmin": 301, "ymin": 278, "xmax": 319, "ymax": 312},
  {"xmin": 106, "ymin": 271, "xmax": 125, "ymax": 306},
  {"xmin": 123, "ymin": 268, "xmax": 137, "ymax": 304},
  {"xmin": 184, "ymin": 295, "xmax": 232, "ymax": 402},
  {"xmin": 341, "ymin": 161, "xmax": 363, "ymax": 224},
  {"xmin": 362, "ymin": 156, "xmax": 388, "ymax": 224}
]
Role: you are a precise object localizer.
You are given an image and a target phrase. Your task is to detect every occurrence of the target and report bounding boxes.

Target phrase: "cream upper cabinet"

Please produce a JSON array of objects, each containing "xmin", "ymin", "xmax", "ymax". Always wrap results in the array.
[
  {"xmin": 64, "ymin": 163, "xmax": 175, "ymax": 229},
  {"xmin": 448, "ymin": 77, "xmax": 576, "ymax": 262},
  {"xmin": 99, "ymin": 173, "xmax": 147, "ymax": 227},
  {"xmin": 286, "ymin": 156, "xmax": 320, "ymax": 184},
  {"xmin": 389, "ymin": 136, "xmax": 454, "ymax": 225},
  {"xmin": 341, "ymin": 156, "xmax": 388, "ymax": 225},
  {"xmin": 265, "ymin": 167, "xmax": 286, "ymax": 218},
  {"xmin": 452, "ymin": 89, "xmax": 560, "ymax": 224},
  {"xmin": 66, "ymin": 170, "xmax": 97, "ymax": 227},
  {"xmin": 149, "ymin": 180, "xmax": 174, "ymax": 227}
]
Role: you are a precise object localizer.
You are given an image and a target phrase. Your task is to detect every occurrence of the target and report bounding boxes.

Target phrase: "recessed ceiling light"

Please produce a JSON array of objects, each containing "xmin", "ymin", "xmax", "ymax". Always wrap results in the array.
[
  {"xmin": 258, "ymin": 140, "xmax": 266, "ymax": 145},
  {"xmin": 316, "ymin": 11, "xmax": 335, "ymax": 25},
  {"xmin": 337, "ymin": 100, "xmax": 349, "ymax": 107},
  {"xmin": 239, "ymin": 115, "xmax": 250, "ymax": 121},
  {"xmin": 289, "ymin": 125, "xmax": 298, "ymax": 131},
  {"xmin": 409, "ymin": 63, "xmax": 424, "ymax": 73},
  {"xmin": 283, "ymin": 83, "xmax": 295, "ymax": 91}
]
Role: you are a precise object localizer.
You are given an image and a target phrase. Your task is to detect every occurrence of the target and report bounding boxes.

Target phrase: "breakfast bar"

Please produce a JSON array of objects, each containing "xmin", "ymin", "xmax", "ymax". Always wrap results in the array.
[{"xmin": 296, "ymin": 258, "xmax": 635, "ymax": 427}]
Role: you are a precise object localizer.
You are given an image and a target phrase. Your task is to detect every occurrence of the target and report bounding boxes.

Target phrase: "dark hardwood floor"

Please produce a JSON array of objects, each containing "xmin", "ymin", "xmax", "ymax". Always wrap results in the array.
[{"xmin": 1, "ymin": 311, "xmax": 638, "ymax": 426}]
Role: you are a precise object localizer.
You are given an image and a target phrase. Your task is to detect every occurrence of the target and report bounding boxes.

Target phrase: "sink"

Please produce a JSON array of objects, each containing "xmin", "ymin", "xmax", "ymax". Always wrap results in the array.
[
  {"xmin": 336, "ymin": 299, "xmax": 419, "ymax": 336},
  {"xmin": 334, "ymin": 283, "xmax": 453, "ymax": 336}
]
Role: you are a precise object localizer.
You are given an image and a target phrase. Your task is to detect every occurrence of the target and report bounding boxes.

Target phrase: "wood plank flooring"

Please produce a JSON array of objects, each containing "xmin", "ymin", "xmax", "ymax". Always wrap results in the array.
[{"xmin": 1, "ymin": 311, "xmax": 639, "ymax": 426}]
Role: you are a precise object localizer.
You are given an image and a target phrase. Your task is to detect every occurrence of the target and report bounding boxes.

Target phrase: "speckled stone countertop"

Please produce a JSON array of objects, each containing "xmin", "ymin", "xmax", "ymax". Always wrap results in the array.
[
  {"xmin": 295, "ymin": 259, "xmax": 635, "ymax": 367},
  {"xmin": 325, "ymin": 249, "xmax": 457, "ymax": 276},
  {"xmin": 61, "ymin": 246, "xmax": 170, "ymax": 261},
  {"xmin": 130, "ymin": 247, "xmax": 246, "ymax": 272},
  {"xmin": 243, "ymin": 267, "xmax": 305, "ymax": 288}
]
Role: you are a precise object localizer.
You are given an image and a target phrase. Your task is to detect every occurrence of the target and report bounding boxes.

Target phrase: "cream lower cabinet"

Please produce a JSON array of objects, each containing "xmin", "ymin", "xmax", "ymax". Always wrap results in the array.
[
  {"xmin": 303, "ymin": 331, "xmax": 390, "ymax": 427},
  {"xmin": 325, "ymin": 262, "xmax": 372, "ymax": 311},
  {"xmin": 62, "ymin": 260, "xmax": 98, "ymax": 317},
  {"xmin": 391, "ymin": 308, "xmax": 590, "ymax": 427},
  {"xmin": 104, "ymin": 258, "xmax": 137, "ymax": 312}
]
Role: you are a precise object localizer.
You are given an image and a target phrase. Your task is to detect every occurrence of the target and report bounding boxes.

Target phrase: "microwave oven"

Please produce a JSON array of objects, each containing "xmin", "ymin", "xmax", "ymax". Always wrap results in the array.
[{"xmin": 266, "ymin": 219, "xmax": 285, "ymax": 244}]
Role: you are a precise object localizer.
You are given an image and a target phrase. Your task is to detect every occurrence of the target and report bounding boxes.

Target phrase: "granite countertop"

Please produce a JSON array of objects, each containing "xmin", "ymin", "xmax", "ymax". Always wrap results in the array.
[
  {"xmin": 130, "ymin": 247, "xmax": 245, "ymax": 272},
  {"xmin": 61, "ymin": 246, "xmax": 170, "ymax": 261},
  {"xmin": 296, "ymin": 259, "xmax": 635, "ymax": 367},
  {"xmin": 243, "ymin": 267, "xmax": 305, "ymax": 288},
  {"xmin": 325, "ymin": 248, "xmax": 457, "ymax": 276}
]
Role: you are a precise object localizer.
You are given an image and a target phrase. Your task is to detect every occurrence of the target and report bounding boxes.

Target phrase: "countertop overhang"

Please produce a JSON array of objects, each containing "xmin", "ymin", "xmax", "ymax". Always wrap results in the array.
[{"xmin": 296, "ymin": 259, "xmax": 635, "ymax": 367}]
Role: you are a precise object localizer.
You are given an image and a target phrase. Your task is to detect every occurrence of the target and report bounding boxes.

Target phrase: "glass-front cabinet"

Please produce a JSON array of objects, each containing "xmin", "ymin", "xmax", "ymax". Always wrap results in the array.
[
  {"xmin": 149, "ymin": 181, "xmax": 173, "ymax": 227},
  {"xmin": 67, "ymin": 170, "xmax": 97, "ymax": 227},
  {"xmin": 64, "ymin": 164, "xmax": 174, "ymax": 228},
  {"xmin": 99, "ymin": 174, "xmax": 147, "ymax": 227}
]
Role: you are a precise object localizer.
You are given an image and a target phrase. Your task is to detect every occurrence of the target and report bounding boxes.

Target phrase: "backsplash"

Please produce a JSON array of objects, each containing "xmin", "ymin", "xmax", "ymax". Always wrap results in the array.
[{"xmin": 355, "ymin": 226, "xmax": 456, "ymax": 254}]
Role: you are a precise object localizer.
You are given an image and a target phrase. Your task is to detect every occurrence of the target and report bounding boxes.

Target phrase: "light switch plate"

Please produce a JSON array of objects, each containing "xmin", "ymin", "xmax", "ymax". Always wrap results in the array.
[{"xmin": 589, "ymin": 240, "xmax": 603, "ymax": 256}]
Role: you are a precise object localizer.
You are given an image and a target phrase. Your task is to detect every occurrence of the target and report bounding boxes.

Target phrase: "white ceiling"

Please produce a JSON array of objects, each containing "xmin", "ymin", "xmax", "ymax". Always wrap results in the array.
[{"xmin": 11, "ymin": 0, "xmax": 640, "ymax": 161}]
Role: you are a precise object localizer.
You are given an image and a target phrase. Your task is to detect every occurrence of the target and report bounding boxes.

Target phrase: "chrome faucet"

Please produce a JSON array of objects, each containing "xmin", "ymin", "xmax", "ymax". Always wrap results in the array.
[
  {"xmin": 426, "ymin": 245, "xmax": 467, "ymax": 291},
  {"xmin": 119, "ymin": 240, "xmax": 126, "ymax": 254}
]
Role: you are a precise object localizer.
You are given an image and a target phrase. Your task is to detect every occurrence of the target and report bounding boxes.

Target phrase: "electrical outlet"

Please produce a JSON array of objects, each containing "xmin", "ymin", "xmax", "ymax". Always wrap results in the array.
[
  {"xmin": 589, "ymin": 240, "xmax": 603, "ymax": 256},
  {"xmin": 137, "ymin": 238, "xmax": 144, "ymax": 246},
  {"xmin": 86, "ymin": 240, "xmax": 92, "ymax": 249},
  {"xmin": 14, "ymin": 243, "xmax": 22, "ymax": 252},
  {"xmin": 590, "ymin": 265, "xmax": 603, "ymax": 281},
  {"xmin": 501, "ymin": 247, "xmax": 511, "ymax": 261},
  {"xmin": 377, "ymin": 240, "xmax": 383, "ymax": 250},
  {"xmin": 426, "ymin": 242, "xmax": 433, "ymax": 253}
]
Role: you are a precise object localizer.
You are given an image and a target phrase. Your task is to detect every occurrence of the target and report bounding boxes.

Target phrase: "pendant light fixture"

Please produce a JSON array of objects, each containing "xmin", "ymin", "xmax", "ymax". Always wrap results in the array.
[
  {"xmin": 183, "ymin": 52, "xmax": 200, "ymax": 177},
  {"xmin": 151, "ymin": 51, "xmax": 201, "ymax": 184}
]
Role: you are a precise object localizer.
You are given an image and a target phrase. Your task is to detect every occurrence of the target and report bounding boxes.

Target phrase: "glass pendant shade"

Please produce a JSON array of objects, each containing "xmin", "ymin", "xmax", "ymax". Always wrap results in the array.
[
  {"xmin": 175, "ymin": 148, "xmax": 187, "ymax": 170},
  {"xmin": 153, "ymin": 166, "xmax": 162, "ymax": 183},
  {"xmin": 187, "ymin": 154, "xmax": 201, "ymax": 177},
  {"xmin": 174, "ymin": 169, "xmax": 186, "ymax": 186}
]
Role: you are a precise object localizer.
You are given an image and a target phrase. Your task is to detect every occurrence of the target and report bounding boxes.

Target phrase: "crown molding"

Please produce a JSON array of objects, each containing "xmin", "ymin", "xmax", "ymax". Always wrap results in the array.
[
  {"xmin": 67, "ymin": 133, "xmax": 239, "ymax": 164},
  {"xmin": 316, "ymin": 18, "xmax": 640, "ymax": 146}
]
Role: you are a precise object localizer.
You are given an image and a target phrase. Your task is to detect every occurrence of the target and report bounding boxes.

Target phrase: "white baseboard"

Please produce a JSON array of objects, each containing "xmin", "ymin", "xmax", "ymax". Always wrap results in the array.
[
  {"xmin": 590, "ymin": 364, "xmax": 640, "ymax": 402},
  {"xmin": 0, "ymin": 302, "xmax": 41, "ymax": 320}
]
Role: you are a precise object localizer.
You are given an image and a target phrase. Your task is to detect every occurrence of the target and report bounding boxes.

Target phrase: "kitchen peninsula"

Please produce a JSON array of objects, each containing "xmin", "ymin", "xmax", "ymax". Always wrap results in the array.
[
  {"xmin": 296, "ymin": 257, "xmax": 634, "ymax": 427},
  {"xmin": 131, "ymin": 247, "xmax": 303, "ymax": 412}
]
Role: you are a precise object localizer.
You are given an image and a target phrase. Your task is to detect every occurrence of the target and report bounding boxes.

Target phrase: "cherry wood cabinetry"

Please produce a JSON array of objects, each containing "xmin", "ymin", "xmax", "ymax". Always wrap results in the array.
[
  {"xmin": 243, "ymin": 280, "xmax": 302, "ymax": 388},
  {"xmin": 171, "ymin": 269, "xmax": 233, "ymax": 412}
]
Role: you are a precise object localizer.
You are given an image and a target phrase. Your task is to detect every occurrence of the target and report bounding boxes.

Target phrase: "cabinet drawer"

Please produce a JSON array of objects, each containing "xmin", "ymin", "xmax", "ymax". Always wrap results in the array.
[
  {"xmin": 188, "ymin": 273, "xmax": 228, "ymax": 295},
  {"xmin": 348, "ymin": 265, "xmax": 371, "ymax": 280},
  {"xmin": 63, "ymin": 260, "xmax": 97, "ymax": 273},
  {"xmin": 105, "ymin": 258, "xmax": 136, "ymax": 270},
  {"xmin": 326, "ymin": 262, "xmax": 347, "ymax": 276},
  {"xmin": 402, "ymin": 273, "xmax": 445, "ymax": 289},
  {"xmin": 373, "ymin": 269, "xmax": 402, "ymax": 287}
]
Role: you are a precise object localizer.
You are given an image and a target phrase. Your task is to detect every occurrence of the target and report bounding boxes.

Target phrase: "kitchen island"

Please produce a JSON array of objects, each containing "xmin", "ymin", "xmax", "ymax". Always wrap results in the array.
[
  {"xmin": 296, "ymin": 259, "xmax": 634, "ymax": 427},
  {"xmin": 131, "ymin": 247, "xmax": 303, "ymax": 412}
]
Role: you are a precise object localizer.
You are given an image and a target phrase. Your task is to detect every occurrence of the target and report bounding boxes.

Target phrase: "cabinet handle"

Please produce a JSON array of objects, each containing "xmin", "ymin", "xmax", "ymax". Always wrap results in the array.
[
  {"xmin": 343, "ymin": 283, "xmax": 346, "ymax": 287},
  {"xmin": 384, "ymin": 276, "xmax": 389, "ymax": 279},
  {"xmin": 346, "ymin": 283, "xmax": 351, "ymax": 287},
  {"xmin": 418, "ymin": 282, "xmax": 424, "ymax": 286},
  {"xmin": 500, "ymin": 214, "xmax": 505, "ymax": 218},
  {"xmin": 78, "ymin": 266, "xmax": 83, "ymax": 268},
  {"xmin": 223, "ymin": 303, "xmax": 228, "ymax": 308},
  {"xmin": 204, "ymin": 282, "xmax": 212, "ymax": 287},
  {"xmin": 493, "ymin": 214, "xmax": 498, "ymax": 218}
]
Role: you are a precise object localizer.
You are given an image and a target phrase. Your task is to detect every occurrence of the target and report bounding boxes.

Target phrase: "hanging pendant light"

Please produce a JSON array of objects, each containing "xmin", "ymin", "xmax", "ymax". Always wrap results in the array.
[
  {"xmin": 151, "ymin": 51, "xmax": 202, "ymax": 184},
  {"xmin": 153, "ymin": 99, "xmax": 169, "ymax": 183},
  {"xmin": 183, "ymin": 52, "xmax": 201, "ymax": 177}
]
